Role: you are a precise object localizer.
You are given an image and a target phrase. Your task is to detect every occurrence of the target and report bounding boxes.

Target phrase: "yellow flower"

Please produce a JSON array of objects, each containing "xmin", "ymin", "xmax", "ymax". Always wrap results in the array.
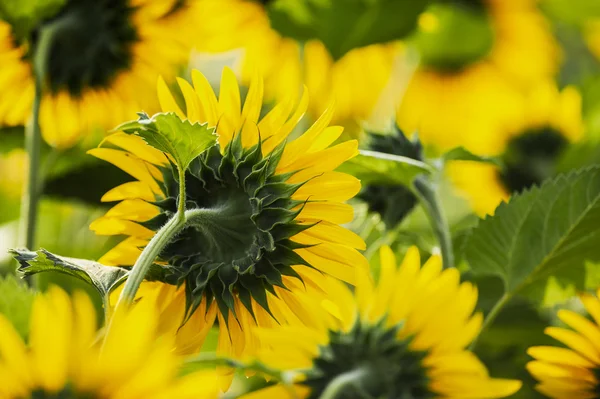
[
  {"xmin": 0, "ymin": 286, "xmax": 218, "ymax": 399},
  {"xmin": 0, "ymin": 0, "xmax": 199, "ymax": 149},
  {"xmin": 192, "ymin": 0, "xmax": 402, "ymax": 132},
  {"xmin": 243, "ymin": 246, "xmax": 522, "ymax": 398},
  {"xmin": 0, "ymin": 149, "xmax": 27, "ymax": 199},
  {"xmin": 527, "ymin": 289, "xmax": 600, "ymax": 398},
  {"xmin": 447, "ymin": 83, "xmax": 583, "ymax": 216},
  {"xmin": 91, "ymin": 67, "xmax": 367, "ymax": 390},
  {"xmin": 398, "ymin": 0, "xmax": 559, "ymax": 155}
]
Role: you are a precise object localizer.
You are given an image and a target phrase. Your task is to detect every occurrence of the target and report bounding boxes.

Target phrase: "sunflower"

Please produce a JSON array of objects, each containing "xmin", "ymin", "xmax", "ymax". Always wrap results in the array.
[
  {"xmin": 0, "ymin": 285, "xmax": 219, "ymax": 399},
  {"xmin": 90, "ymin": 67, "xmax": 368, "ymax": 389},
  {"xmin": 241, "ymin": 246, "xmax": 521, "ymax": 398},
  {"xmin": 190, "ymin": 0, "xmax": 403, "ymax": 132},
  {"xmin": 447, "ymin": 83, "xmax": 583, "ymax": 216},
  {"xmin": 527, "ymin": 289, "xmax": 600, "ymax": 398},
  {"xmin": 0, "ymin": 0, "xmax": 199, "ymax": 149},
  {"xmin": 397, "ymin": 0, "xmax": 559, "ymax": 155}
]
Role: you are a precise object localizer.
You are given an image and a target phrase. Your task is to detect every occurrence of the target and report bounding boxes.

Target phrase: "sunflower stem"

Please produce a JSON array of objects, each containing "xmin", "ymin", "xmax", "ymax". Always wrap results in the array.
[
  {"xmin": 19, "ymin": 23, "xmax": 56, "ymax": 254},
  {"xmin": 469, "ymin": 292, "xmax": 511, "ymax": 351},
  {"xmin": 319, "ymin": 368, "xmax": 369, "ymax": 399},
  {"xmin": 177, "ymin": 166, "xmax": 186, "ymax": 220},
  {"xmin": 115, "ymin": 212, "xmax": 185, "ymax": 308},
  {"xmin": 413, "ymin": 176, "xmax": 454, "ymax": 269}
]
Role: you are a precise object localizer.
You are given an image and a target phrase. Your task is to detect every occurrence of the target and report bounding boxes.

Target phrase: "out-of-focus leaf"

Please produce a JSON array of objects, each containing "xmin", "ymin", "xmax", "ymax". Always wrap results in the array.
[
  {"xmin": 338, "ymin": 149, "xmax": 433, "ymax": 187},
  {"xmin": 465, "ymin": 167, "xmax": 600, "ymax": 307},
  {"xmin": 442, "ymin": 147, "xmax": 501, "ymax": 167},
  {"xmin": 543, "ymin": 0, "xmax": 600, "ymax": 25},
  {"xmin": 12, "ymin": 249, "xmax": 127, "ymax": 298},
  {"xmin": 116, "ymin": 112, "xmax": 217, "ymax": 173},
  {"xmin": 268, "ymin": 0, "xmax": 430, "ymax": 60},
  {"xmin": 0, "ymin": 274, "xmax": 36, "ymax": 339},
  {"xmin": 0, "ymin": 0, "xmax": 66, "ymax": 40}
]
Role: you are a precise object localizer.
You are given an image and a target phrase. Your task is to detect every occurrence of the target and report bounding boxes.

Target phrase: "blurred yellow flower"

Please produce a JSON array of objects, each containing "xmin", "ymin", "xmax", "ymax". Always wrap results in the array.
[
  {"xmin": 0, "ymin": 149, "xmax": 27, "ymax": 199},
  {"xmin": 90, "ymin": 67, "xmax": 367, "ymax": 390},
  {"xmin": 193, "ymin": 0, "xmax": 402, "ymax": 132},
  {"xmin": 243, "ymin": 246, "xmax": 522, "ymax": 398},
  {"xmin": 398, "ymin": 0, "xmax": 560, "ymax": 155},
  {"xmin": 0, "ymin": 0, "xmax": 199, "ymax": 149},
  {"xmin": 528, "ymin": 289, "xmax": 600, "ymax": 398},
  {"xmin": 0, "ymin": 286, "xmax": 218, "ymax": 399},
  {"xmin": 448, "ymin": 84, "xmax": 583, "ymax": 216}
]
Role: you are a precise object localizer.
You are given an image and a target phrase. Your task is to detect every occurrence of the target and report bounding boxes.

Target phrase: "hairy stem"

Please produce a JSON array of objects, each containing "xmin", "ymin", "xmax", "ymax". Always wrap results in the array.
[
  {"xmin": 177, "ymin": 166, "xmax": 186, "ymax": 220},
  {"xmin": 319, "ymin": 368, "xmax": 369, "ymax": 399},
  {"xmin": 413, "ymin": 176, "xmax": 454, "ymax": 269}
]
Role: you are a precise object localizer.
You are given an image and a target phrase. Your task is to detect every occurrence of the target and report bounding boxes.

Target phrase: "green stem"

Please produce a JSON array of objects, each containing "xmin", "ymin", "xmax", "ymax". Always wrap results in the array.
[
  {"xmin": 19, "ymin": 28, "xmax": 54, "ymax": 250},
  {"xmin": 413, "ymin": 176, "xmax": 454, "ymax": 269},
  {"xmin": 177, "ymin": 167, "xmax": 186, "ymax": 219},
  {"xmin": 319, "ymin": 368, "xmax": 368, "ymax": 399},
  {"xmin": 114, "ymin": 211, "xmax": 185, "ymax": 308},
  {"xmin": 468, "ymin": 293, "xmax": 512, "ymax": 351}
]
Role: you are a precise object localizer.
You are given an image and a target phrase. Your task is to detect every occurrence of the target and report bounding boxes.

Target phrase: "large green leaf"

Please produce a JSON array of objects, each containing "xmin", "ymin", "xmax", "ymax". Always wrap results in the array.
[
  {"xmin": 268, "ymin": 0, "xmax": 430, "ymax": 60},
  {"xmin": 116, "ymin": 112, "xmax": 217, "ymax": 173},
  {"xmin": 0, "ymin": 274, "xmax": 36, "ymax": 339},
  {"xmin": 338, "ymin": 149, "xmax": 433, "ymax": 187},
  {"xmin": 465, "ymin": 167, "xmax": 600, "ymax": 306},
  {"xmin": 0, "ymin": 0, "xmax": 66, "ymax": 39},
  {"xmin": 12, "ymin": 249, "xmax": 128, "ymax": 298}
]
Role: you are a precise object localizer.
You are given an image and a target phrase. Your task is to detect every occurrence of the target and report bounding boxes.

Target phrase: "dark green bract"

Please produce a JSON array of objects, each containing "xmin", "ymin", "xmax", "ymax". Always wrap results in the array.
[
  {"xmin": 359, "ymin": 127, "xmax": 423, "ymax": 227},
  {"xmin": 29, "ymin": 386, "xmax": 96, "ymax": 399},
  {"xmin": 303, "ymin": 319, "xmax": 432, "ymax": 399},
  {"xmin": 37, "ymin": 0, "xmax": 138, "ymax": 96},
  {"xmin": 498, "ymin": 128, "xmax": 568, "ymax": 194},
  {"xmin": 145, "ymin": 134, "xmax": 313, "ymax": 322}
]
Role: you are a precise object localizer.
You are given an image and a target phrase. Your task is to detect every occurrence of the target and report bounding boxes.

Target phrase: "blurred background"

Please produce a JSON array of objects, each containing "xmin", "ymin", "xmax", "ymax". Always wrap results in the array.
[{"xmin": 2, "ymin": 0, "xmax": 600, "ymax": 397}]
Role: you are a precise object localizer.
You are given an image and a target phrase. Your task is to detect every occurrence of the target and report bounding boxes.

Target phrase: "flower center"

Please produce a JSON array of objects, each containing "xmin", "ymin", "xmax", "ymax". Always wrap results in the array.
[
  {"xmin": 413, "ymin": 2, "xmax": 494, "ymax": 72},
  {"xmin": 148, "ymin": 137, "xmax": 311, "ymax": 321},
  {"xmin": 35, "ymin": 0, "xmax": 138, "ymax": 96},
  {"xmin": 498, "ymin": 128, "xmax": 568, "ymax": 194},
  {"xmin": 29, "ymin": 387, "xmax": 97, "ymax": 399},
  {"xmin": 303, "ymin": 320, "xmax": 432, "ymax": 399}
]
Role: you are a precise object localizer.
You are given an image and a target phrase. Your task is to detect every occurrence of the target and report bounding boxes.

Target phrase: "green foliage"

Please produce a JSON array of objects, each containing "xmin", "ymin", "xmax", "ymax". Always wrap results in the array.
[
  {"xmin": 337, "ymin": 150, "xmax": 433, "ymax": 187},
  {"xmin": 411, "ymin": 3, "xmax": 494, "ymax": 70},
  {"xmin": 465, "ymin": 167, "xmax": 600, "ymax": 306},
  {"xmin": 116, "ymin": 112, "xmax": 218, "ymax": 173},
  {"xmin": 442, "ymin": 147, "xmax": 501, "ymax": 167},
  {"xmin": 0, "ymin": 274, "xmax": 36, "ymax": 339},
  {"xmin": 0, "ymin": 0, "xmax": 66, "ymax": 40},
  {"xmin": 268, "ymin": 0, "xmax": 430, "ymax": 60},
  {"xmin": 12, "ymin": 249, "xmax": 127, "ymax": 298}
]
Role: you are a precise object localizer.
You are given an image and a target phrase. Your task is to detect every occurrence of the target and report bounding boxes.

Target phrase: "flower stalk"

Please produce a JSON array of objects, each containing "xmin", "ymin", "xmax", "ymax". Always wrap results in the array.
[{"xmin": 412, "ymin": 176, "xmax": 454, "ymax": 269}]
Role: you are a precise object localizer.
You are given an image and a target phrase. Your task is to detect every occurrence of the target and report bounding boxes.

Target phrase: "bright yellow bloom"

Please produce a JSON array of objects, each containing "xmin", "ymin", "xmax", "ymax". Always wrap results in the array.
[
  {"xmin": 398, "ymin": 0, "xmax": 559, "ymax": 155},
  {"xmin": 448, "ymin": 83, "xmax": 583, "ymax": 216},
  {"xmin": 244, "ymin": 246, "xmax": 522, "ymax": 399},
  {"xmin": 193, "ymin": 0, "xmax": 402, "ymax": 132},
  {"xmin": 91, "ymin": 67, "xmax": 367, "ymax": 390},
  {"xmin": 0, "ymin": 286, "xmax": 218, "ymax": 399},
  {"xmin": 527, "ymin": 289, "xmax": 600, "ymax": 398},
  {"xmin": 0, "ymin": 149, "xmax": 27, "ymax": 199},
  {"xmin": 0, "ymin": 0, "xmax": 199, "ymax": 148}
]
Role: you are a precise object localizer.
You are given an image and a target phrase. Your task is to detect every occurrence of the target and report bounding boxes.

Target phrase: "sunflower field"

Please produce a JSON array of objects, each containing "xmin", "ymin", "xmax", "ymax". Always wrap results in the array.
[{"xmin": 3, "ymin": 0, "xmax": 600, "ymax": 398}]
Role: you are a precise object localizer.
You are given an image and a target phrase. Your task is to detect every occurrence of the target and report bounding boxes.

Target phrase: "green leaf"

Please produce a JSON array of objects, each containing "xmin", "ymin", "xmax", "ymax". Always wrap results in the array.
[
  {"xmin": 116, "ymin": 112, "xmax": 218, "ymax": 173},
  {"xmin": 0, "ymin": 0, "xmax": 66, "ymax": 40},
  {"xmin": 442, "ymin": 147, "xmax": 501, "ymax": 167},
  {"xmin": 268, "ymin": 0, "xmax": 430, "ymax": 60},
  {"xmin": 11, "ymin": 249, "xmax": 128, "ymax": 298},
  {"xmin": 465, "ymin": 167, "xmax": 600, "ymax": 306},
  {"xmin": 0, "ymin": 274, "xmax": 36, "ymax": 339},
  {"xmin": 338, "ymin": 149, "xmax": 433, "ymax": 187}
]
